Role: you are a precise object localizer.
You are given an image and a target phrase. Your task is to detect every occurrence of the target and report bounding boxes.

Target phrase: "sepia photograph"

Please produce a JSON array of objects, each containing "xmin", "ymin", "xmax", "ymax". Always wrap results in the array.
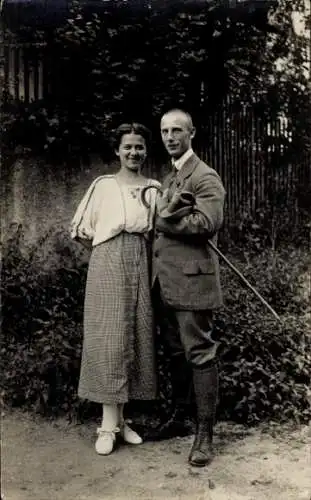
[{"xmin": 1, "ymin": 1, "xmax": 310, "ymax": 499}]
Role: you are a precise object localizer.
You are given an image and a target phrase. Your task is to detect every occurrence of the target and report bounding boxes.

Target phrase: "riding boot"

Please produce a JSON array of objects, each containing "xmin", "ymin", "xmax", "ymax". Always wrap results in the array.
[{"xmin": 188, "ymin": 362, "xmax": 218, "ymax": 467}]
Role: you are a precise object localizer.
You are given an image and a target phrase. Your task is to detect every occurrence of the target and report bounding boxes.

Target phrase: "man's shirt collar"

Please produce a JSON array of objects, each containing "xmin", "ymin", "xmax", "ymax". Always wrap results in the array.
[{"xmin": 172, "ymin": 148, "xmax": 194, "ymax": 171}]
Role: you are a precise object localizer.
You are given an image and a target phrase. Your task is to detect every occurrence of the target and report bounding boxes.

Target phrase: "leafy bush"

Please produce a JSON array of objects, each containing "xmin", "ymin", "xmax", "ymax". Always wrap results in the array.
[
  {"xmin": 1, "ymin": 225, "xmax": 87, "ymax": 417},
  {"xmin": 217, "ymin": 246, "xmax": 311, "ymax": 424},
  {"xmin": 1, "ymin": 226, "xmax": 310, "ymax": 425},
  {"xmin": 227, "ymin": 198, "xmax": 311, "ymax": 252}
]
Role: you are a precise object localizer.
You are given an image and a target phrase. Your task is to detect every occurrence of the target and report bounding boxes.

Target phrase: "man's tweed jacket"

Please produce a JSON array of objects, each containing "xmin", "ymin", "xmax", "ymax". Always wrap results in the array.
[{"xmin": 152, "ymin": 152, "xmax": 226, "ymax": 311}]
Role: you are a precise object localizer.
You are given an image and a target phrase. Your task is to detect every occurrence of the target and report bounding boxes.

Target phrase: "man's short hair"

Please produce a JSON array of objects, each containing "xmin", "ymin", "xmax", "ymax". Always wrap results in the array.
[{"xmin": 161, "ymin": 108, "xmax": 194, "ymax": 130}]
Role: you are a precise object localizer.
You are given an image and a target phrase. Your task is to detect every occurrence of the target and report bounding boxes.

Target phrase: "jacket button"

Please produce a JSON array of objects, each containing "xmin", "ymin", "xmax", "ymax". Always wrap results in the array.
[{"xmin": 154, "ymin": 250, "xmax": 159, "ymax": 257}]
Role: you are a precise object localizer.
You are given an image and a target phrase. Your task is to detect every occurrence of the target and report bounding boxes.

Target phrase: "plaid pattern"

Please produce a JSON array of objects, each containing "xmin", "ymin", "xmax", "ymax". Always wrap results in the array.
[{"xmin": 78, "ymin": 233, "xmax": 157, "ymax": 404}]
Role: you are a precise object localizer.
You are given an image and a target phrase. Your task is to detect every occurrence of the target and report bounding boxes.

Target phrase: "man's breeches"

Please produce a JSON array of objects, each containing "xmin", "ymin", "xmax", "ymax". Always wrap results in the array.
[
  {"xmin": 167, "ymin": 309, "xmax": 219, "ymax": 367},
  {"xmin": 154, "ymin": 283, "xmax": 219, "ymax": 368}
]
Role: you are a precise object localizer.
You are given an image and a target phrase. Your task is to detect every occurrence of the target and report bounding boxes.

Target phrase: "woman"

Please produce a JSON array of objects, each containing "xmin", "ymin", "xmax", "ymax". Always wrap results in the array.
[{"xmin": 70, "ymin": 123, "xmax": 160, "ymax": 456}]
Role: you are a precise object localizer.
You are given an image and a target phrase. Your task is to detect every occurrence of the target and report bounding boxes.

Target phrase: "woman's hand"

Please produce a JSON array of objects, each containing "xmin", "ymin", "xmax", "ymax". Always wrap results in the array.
[{"xmin": 75, "ymin": 237, "xmax": 93, "ymax": 251}]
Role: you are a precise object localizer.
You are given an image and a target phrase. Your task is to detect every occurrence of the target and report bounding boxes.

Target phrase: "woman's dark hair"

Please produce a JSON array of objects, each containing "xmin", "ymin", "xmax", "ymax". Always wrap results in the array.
[{"xmin": 113, "ymin": 122, "xmax": 152, "ymax": 149}]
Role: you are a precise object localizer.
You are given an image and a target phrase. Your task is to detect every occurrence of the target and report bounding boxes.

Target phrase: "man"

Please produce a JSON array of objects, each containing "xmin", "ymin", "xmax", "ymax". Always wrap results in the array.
[{"xmin": 152, "ymin": 108, "xmax": 226, "ymax": 467}]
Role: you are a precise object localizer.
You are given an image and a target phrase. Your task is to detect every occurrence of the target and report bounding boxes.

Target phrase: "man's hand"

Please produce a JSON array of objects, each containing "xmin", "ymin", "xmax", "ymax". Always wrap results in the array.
[
  {"xmin": 155, "ymin": 170, "xmax": 225, "ymax": 238},
  {"xmin": 157, "ymin": 191, "xmax": 195, "ymax": 222},
  {"xmin": 168, "ymin": 191, "xmax": 195, "ymax": 212},
  {"xmin": 157, "ymin": 190, "xmax": 195, "ymax": 213}
]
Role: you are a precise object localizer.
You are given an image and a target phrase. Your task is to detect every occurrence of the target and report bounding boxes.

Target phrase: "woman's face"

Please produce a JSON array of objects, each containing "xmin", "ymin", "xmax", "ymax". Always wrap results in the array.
[{"xmin": 116, "ymin": 133, "xmax": 147, "ymax": 171}]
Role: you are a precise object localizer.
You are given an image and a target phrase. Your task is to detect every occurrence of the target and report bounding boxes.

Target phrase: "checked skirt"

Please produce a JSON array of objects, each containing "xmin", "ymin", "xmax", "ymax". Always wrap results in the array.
[{"xmin": 78, "ymin": 232, "xmax": 157, "ymax": 404}]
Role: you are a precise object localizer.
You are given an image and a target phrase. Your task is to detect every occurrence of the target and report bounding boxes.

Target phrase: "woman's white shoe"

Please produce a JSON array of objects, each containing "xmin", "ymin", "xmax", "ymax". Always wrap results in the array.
[
  {"xmin": 121, "ymin": 423, "xmax": 143, "ymax": 445},
  {"xmin": 95, "ymin": 427, "xmax": 119, "ymax": 455}
]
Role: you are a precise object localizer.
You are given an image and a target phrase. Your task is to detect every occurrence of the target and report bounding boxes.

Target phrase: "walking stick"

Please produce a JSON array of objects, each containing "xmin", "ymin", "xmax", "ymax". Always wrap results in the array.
[
  {"xmin": 141, "ymin": 185, "xmax": 282, "ymax": 323},
  {"xmin": 206, "ymin": 239, "xmax": 281, "ymax": 323}
]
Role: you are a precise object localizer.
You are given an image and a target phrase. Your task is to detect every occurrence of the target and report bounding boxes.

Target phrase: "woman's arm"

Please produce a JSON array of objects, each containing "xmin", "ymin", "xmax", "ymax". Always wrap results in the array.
[{"xmin": 74, "ymin": 237, "xmax": 93, "ymax": 251}]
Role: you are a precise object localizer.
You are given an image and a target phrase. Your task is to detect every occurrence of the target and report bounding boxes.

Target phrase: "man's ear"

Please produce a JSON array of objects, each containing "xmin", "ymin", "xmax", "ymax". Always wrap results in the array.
[
  {"xmin": 115, "ymin": 149, "xmax": 120, "ymax": 157},
  {"xmin": 190, "ymin": 127, "xmax": 196, "ymax": 140}
]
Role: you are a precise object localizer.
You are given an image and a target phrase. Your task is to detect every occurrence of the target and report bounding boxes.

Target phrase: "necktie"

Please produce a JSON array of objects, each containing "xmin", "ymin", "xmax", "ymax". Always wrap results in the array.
[{"xmin": 168, "ymin": 168, "xmax": 178, "ymax": 200}]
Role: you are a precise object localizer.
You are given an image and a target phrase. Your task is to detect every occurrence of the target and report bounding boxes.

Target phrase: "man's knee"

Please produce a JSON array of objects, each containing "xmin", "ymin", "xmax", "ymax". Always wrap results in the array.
[{"xmin": 176, "ymin": 310, "xmax": 219, "ymax": 368}]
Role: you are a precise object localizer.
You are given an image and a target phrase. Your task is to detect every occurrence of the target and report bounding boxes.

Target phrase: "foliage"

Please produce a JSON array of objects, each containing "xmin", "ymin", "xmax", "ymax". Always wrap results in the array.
[
  {"xmin": 1, "ymin": 0, "xmax": 310, "ymax": 164},
  {"xmin": 226, "ymin": 196, "xmax": 311, "ymax": 252},
  {"xmin": 1, "ymin": 225, "xmax": 310, "ymax": 425},
  {"xmin": 1, "ymin": 225, "xmax": 87, "ymax": 417},
  {"xmin": 216, "ymin": 245, "xmax": 311, "ymax": 424}
]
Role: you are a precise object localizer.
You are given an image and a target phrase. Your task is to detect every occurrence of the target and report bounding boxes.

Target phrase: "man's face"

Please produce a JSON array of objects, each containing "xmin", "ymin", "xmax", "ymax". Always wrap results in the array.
[{"xmin": 160, "ymin": 112, "xmax": 195, "ymax": 159}]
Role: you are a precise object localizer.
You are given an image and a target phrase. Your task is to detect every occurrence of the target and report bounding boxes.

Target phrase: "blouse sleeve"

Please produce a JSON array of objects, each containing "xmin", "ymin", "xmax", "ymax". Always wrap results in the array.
[{"xmin": 70, "ymin": 176, "xmax": 107, "ymax": 241}]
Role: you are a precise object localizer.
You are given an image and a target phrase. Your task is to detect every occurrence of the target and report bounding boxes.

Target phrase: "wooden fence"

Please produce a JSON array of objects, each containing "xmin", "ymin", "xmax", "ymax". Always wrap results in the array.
[
  {"xmin": 1, "ymin": 34, "xmax": 311, "ymax": 228},
  {"xmin": 196, "ymin": 106, "xmax": 311, "ymax": 222},
  {"xmin": 0, "ymin": 39, "xmax": 46, "ymax": 101}
]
